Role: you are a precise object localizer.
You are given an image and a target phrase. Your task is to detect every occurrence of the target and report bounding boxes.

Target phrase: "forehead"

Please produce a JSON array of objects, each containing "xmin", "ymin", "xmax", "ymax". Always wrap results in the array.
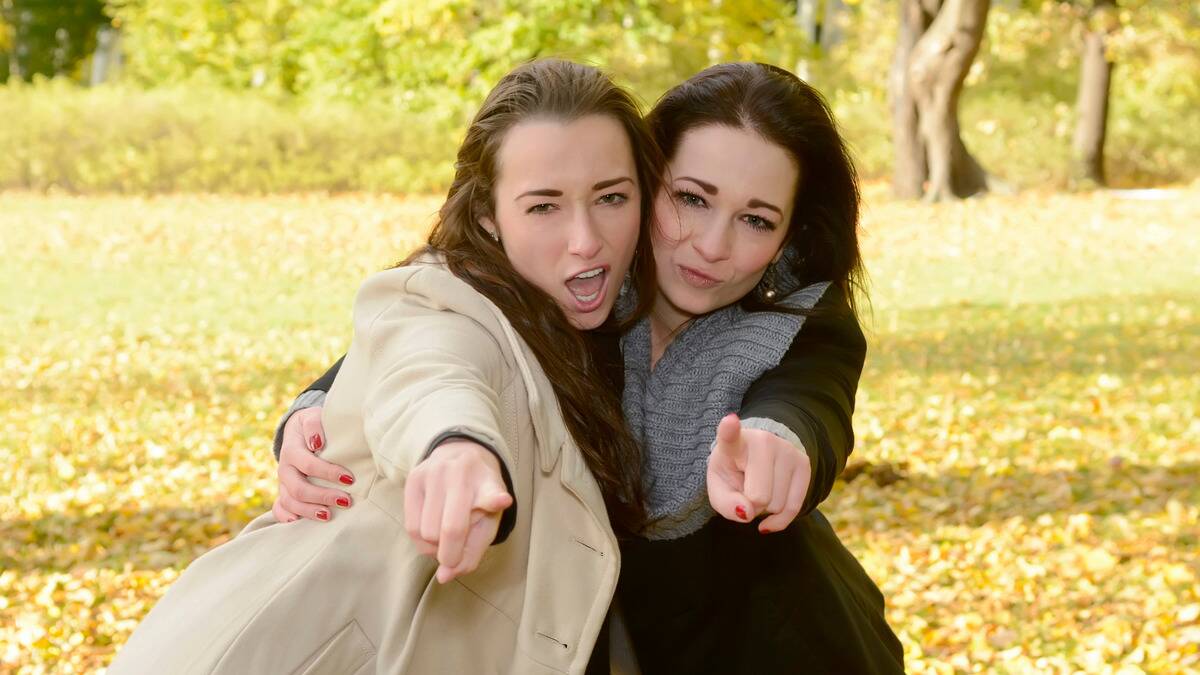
[
  {"xmin": 669, "ymin": 124, "xmax": 799, "ymax": 199},
  {"xmin": 495, "ymin": 114, "xmax": 636, "ymax": 192}
]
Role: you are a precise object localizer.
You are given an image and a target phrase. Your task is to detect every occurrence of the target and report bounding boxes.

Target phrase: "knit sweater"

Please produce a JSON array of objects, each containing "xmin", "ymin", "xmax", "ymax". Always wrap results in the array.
[{"xmin": 621, "ymin": 281, "xmax": 831, "ymax": 540}]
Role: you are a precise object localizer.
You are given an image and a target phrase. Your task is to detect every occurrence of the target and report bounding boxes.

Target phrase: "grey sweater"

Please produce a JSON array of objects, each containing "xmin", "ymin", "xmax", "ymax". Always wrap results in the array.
[{"xmin": 620, "ymin": 281, "xmax": 832, "ymax": 540}]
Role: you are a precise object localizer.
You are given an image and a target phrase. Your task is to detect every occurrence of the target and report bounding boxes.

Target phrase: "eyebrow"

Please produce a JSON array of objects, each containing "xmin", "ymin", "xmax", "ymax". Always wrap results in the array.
[
  {"xmin": 593, "ymin": 176, "xmax": 633, "ymax": 191},
  {"xmin": 514, "ymin": 176, "xmax": 633, "ymax": 201},
  {"xmin": 747, "ymin": 198, "xmax": 784, "ymax": 217},
  {"xmin": 677, "ymin": 176, "xmax": 718, "ymax": 195},
  {"xmin": 515, "ymin": 188, "xmax": 563, "ymax": 200},
  {"xmin": 679, "ymin": 176, "xmax": 784, "ymax": 217}
]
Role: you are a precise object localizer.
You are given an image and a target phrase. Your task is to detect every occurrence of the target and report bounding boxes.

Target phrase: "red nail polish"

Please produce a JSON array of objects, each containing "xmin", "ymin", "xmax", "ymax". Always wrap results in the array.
[
  {"xmin": 336, "ymin": 497, "xmax": 350, "ymax": 508},
  {"xmin": 310, "ymin": 434, "xmax": 323, "ymax": 451},
  {"xmin": 735, "ymin": 505, "xmax": 748, "ymax": 521},
  {"xmin": 316, "ymin": 510, "xmax": 329, "ymax": 521},
  {"xmin": 338, "ymin": 474, "xmax": 354, "ymax": 485}
]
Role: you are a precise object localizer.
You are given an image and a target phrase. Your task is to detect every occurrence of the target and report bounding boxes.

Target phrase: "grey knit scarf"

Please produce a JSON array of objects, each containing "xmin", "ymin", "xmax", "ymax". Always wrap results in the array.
[{"xmin": 620, "ymin": 280, "xmax": 832, "ymax": 540}]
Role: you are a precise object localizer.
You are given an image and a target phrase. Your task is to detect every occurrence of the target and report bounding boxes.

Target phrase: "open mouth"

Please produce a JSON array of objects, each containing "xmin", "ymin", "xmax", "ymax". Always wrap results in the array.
[{"xmin": 565, "ymin": 266, "xmax": 608, "ymax": 311}]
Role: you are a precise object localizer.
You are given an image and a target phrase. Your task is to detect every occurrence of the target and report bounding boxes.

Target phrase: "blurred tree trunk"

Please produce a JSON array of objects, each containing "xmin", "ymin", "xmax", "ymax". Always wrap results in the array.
[
  {"xmin": 907, "ymin": 0, "xmax": 992, "ymax": 201},
  {"xmin": 88, "ymin": 25, "xmax": 120, "ymax": 85},
  {"xmin": 889, "ymin": 0, "xmax": 936, "ymax": 199},
  {"xmin": 820, "ymin": 0, "xmax": 847, "ymax": 52},
  {"xmin": 891, "ymin": 0, "xmax": 999, "ymax": 201},
  {"xmin": 1072, "ymin": 0, "xmax": 1117, "ymax": 187},
  {"xmin": 795, "ymin": 0, "xmax": 820, "ymax": 81}
]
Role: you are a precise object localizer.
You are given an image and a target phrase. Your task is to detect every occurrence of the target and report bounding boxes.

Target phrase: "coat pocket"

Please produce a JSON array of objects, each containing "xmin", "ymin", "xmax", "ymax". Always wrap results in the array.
[{"xmin": 291, "ymin": 619, "xmax": 376, "ymax": 675}]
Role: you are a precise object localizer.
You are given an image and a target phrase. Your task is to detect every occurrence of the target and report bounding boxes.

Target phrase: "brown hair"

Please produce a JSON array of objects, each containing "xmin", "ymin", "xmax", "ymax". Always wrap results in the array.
[
  {"xmin": 407, "ymin": 59, "xmax": 662, "ymax": 532},
  {"xmin": 648, "ymin": 62, "xmax": 866, "ymax": 316}
]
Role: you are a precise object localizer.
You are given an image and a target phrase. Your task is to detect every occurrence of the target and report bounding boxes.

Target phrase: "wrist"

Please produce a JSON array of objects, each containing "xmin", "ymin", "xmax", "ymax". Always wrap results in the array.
[{"xmin": 430, "ymin": 439, "xmax": 501, "ymax": 472}]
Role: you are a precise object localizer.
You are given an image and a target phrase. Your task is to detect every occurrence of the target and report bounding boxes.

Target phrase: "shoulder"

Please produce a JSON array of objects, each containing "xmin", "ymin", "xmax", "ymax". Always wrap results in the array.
[
  {"xmin": 352, "ymin": 256, "xmax": 511, "ymax": 369},
  {"xmin": 353, "ymin": 255, "xmax": 501, "ymax": 332},
  {"xmin": 775, "ymin": 283, "xmax": 866, "ymax": 369}
]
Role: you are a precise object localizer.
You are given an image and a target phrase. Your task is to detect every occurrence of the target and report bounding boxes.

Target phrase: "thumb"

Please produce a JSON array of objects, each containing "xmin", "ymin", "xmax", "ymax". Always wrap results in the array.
[
  {"xmin": 707, "ymin": 469, "xmax": 752, "ymax": 523},
  {"xmin": 473, "ymin": 481, "xmax": 513, "ymax": 513}
]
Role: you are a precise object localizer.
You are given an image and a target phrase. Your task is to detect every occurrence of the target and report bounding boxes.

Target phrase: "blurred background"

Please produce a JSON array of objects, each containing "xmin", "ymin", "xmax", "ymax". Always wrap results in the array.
[{"xmin": 1, "ymin": 1, "xmax": 1198, "ymax": 673}]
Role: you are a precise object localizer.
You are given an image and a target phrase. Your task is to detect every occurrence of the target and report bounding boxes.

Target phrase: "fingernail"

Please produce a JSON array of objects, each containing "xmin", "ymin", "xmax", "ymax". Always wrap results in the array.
[
  {"xmin": 310, "ymin": 434, "xmax": 323, "ymax": 451},
  {"xmin": 759, "ymin": 526, "xmax": 774, "ymax": 534},
  {"xmin": 336, "ymin": 497, "xmax": 351, "ymax": 508},
  {"xmin": 316, "ymin": 510, "xmax": 329, "ymax": 521},
  {"xmin": 735, "ymin": 505, "xmax": 748, "ymax": 521},
  {"xmin": 338, "ymin": 474, "xmax": 355, "ymax": 485}
]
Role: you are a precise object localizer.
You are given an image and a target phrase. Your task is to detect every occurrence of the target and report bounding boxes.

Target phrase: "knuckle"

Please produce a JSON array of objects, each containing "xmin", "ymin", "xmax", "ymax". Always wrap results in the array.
[
  {"xmin": 279, "ymin": 495, "xmax": 302, "ymax": 515},
  {"xmin": 294, "ymin": 483, "xmax": 320, "ymax": 503}
]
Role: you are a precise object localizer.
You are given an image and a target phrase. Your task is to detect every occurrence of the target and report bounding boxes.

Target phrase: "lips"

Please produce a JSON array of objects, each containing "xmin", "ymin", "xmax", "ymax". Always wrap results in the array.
[{"xmin": 677, "ymin": 264, "xmax": 720, "ymax": 289}]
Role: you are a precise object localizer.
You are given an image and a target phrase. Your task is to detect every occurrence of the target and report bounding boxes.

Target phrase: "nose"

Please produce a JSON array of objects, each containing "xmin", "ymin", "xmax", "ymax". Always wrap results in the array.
[
  {"xmin": 567, "ymin": 208, "xmax": 603, "ymax": 259},
  {"xmin": 691, "ymin": 218, "xmax": 732, "ymax": 264}
]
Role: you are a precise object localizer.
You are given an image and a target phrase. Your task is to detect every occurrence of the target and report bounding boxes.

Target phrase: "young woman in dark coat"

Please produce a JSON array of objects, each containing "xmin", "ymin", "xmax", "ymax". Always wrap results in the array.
[{"xmin": 269, "ymin": 63, "xmax": 904, "ymax": 674}]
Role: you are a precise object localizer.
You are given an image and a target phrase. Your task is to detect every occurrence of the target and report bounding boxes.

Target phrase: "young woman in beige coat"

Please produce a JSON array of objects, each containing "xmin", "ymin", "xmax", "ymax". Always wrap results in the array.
[{"xmin": 108, "ymin": 59, "xmax": 664, "ymax": 675}]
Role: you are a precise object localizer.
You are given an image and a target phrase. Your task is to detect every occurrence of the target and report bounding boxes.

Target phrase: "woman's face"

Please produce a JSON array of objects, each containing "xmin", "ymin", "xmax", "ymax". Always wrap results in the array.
[
  {"xmin": 484, "ymin": 114, "xmax": 641, "ymax": 330},
  {"xmin": 651, "ymin": 124, "xmax": 798, "ymax": 323}
]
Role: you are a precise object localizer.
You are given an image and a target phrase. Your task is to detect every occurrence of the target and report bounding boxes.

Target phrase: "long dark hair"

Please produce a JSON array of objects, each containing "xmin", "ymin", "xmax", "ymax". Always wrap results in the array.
[
  {"xmin": 407, "ymin": 59, "xmax": 662, "ymax": 532},
  {"xmin": 647, "ymin": 62, "xmax": 865, "ymax": 316}
]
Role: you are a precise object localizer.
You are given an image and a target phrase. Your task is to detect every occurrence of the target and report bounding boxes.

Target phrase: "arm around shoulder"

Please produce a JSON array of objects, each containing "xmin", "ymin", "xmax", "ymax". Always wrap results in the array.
[{"xmin": 740, "ymin": 287, "xmax": 867, "ymax": 515}]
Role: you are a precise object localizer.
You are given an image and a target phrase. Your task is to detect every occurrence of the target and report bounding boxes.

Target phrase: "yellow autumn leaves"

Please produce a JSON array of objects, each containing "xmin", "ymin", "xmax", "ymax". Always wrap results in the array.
[{"xmin": 2, "ymin": 186, "xmax": 1198, "ymax": 673}]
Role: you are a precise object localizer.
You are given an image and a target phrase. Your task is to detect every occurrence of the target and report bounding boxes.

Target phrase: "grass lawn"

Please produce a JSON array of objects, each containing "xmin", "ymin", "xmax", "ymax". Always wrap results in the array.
[{"xmin": 1, "ymin": 186, "xmax": 1197, "ymax": 673}]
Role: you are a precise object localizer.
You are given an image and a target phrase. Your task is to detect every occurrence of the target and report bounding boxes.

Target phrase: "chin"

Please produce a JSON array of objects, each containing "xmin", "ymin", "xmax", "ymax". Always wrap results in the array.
[
  {"xmin": 665, "ymin": 286, "xmax": 723, "ymax": 316},
  {"xmin": 569, "ymin": 313, "xmax": 608, "ymax": 330}
]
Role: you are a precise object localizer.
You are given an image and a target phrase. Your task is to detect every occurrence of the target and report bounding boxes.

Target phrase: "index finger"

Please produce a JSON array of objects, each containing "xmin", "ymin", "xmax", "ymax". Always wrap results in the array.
[{"xmin": 712, "ymin": 414, "xmax": 746, "ymax": 466}]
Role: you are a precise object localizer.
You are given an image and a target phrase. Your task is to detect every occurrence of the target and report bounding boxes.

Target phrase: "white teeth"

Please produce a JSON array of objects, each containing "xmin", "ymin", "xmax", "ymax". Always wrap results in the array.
[
  {"xmin": 573, "ymin": 290, "xmax": 600, "ymax": 302},
  {"xmin": 573, "ymin": 268, "xmax": 604, "ymax": 280}
]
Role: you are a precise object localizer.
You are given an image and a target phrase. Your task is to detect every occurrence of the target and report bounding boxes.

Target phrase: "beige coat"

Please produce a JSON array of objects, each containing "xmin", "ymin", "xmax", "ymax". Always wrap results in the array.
[{"xmin": 110, "ymin": 257, "xmax": 622, "ymax": 675}]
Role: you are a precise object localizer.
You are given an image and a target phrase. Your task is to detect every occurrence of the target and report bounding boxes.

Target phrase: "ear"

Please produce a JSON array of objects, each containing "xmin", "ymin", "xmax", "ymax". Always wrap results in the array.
[{"xmin": 479, "ymin": 216, "xmax": 498, "ymax": 240}]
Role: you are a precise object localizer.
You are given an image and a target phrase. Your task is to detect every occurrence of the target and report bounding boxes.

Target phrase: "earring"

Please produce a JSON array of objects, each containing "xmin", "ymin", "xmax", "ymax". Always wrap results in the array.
[
  {"xmin": 760, "ymin": 263, "xmax": 778, "ymax": 302},
  {"xmin": 488, "ymin": 229, "xmax": 499, "ymax": 243}
]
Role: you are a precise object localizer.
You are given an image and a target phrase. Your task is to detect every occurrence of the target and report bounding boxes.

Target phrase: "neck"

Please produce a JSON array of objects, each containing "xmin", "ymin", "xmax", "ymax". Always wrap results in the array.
[{"xmin": 648, "ymin": 294, "xmax": 693, "ymax": 368}]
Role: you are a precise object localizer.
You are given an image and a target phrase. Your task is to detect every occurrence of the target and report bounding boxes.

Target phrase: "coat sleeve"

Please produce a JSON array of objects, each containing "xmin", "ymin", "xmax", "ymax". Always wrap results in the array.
[
  {"xmin": 739, "ymin": 287, "xmax": 867, "ymax": 516},
  {"xmin": 356, "ymin": 283, "xmax": 513, "ymax": 482}
]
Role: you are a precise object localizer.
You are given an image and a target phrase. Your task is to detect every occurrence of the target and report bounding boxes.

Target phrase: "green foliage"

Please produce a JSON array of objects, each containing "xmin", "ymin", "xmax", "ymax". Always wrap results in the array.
[
  {"xmin": 0, "ymin": 0, "xmax": 110, "ymax": 82},
  {"xmin": 3, "ymin": 0, "xmax": 1199, "ymax": 193},
  {"xmin": 108, "ymin": 0, "xmax": 808, "ymax": 115},
  {"xmin": 0, "ymin": 79, "xmax": 457, "ymax": 193}
]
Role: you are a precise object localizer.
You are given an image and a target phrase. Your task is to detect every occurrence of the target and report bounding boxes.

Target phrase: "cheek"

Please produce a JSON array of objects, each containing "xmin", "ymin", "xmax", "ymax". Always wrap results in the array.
[
  {"xmin": 651, "ymin": 194, "xmax": 689, "ymax": 245},
  {"xmin": 495, "ymin": 216, "xmax": 561, "ymax": 279},
  {"xmin": 602, "ymin": 204, "xmax": 641, "ymax": 253},
  {"xmin": 733, "ymin": 241, "xmax": 783, "ymax": 287}
]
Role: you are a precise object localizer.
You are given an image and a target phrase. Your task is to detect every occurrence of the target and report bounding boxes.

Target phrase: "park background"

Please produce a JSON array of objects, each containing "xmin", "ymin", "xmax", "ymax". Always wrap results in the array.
[{"xmin": 1, "ymin": 0, "xmax": 1198, "ymax": 672}]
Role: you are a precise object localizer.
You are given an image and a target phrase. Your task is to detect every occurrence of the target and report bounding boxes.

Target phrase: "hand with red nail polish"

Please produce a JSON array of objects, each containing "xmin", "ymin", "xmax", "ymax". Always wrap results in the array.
[
  {"xmin": 271, "ymin": 406, "xmax": 357, "ymax": 524},
  {"xmin": 706, "ymin": 413, "xmax": 812, "ymax": 533}
]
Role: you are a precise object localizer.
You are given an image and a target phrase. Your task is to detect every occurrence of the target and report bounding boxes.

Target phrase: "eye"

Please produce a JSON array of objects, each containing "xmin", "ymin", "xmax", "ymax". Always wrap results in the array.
[
  {"xmin": 674, "ymin": 190, "xmax": 707, "ymax": 208},
  {"xmin": 742, "ymin": 214, "xmax": 777, "ymax": 232},
  {"xmin": 597, "ymin": 192, "xmax": 629, "ymax": 206},
  {"xmin": 526, "ymin": 203, "xmax": 557, "ymax": 215}
]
